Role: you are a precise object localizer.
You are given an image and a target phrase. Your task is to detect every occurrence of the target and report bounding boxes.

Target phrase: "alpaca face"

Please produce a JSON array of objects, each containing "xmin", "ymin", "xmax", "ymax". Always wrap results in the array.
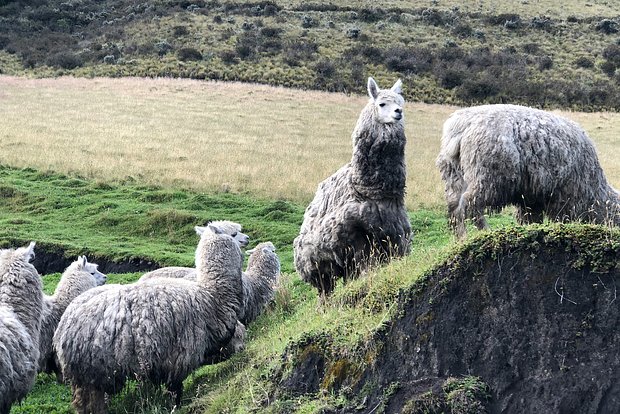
[
  {"xmin": 367, "ymin": 77, "xmax": 405, "ymax": 124},
  {"xmin": 374, "ymin": 94, "xmax": 404, "ymax": 124}
]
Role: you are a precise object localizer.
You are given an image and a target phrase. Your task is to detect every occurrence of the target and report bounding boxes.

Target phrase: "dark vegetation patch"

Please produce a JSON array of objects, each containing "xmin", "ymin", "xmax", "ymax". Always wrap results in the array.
[
  {"xmin": 1, "ymin": 0, "xmax": 620, "ymax": 110},
  {"xmin": 273, "ymin": 224, "xmax": 620, "ymax": 413}
]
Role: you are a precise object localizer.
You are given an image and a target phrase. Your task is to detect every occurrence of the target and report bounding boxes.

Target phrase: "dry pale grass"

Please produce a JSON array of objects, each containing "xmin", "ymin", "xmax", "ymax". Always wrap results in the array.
[
  {"xmin": 262, "ymin": 0, "xmax": 618, "ymax": 19},
  {"xmin": 0, "ymin": 76, "xmax": 618, "ymax": 210}
]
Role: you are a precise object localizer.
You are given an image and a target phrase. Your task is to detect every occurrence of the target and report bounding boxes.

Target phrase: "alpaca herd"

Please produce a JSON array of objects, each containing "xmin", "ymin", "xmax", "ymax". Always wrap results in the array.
[{"xmin": 2, "ymin": 77, "xmax": 619, "ymax": 413}]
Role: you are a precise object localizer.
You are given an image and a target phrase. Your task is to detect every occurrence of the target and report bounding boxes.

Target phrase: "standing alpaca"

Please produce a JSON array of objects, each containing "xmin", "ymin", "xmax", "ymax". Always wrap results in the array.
[
  {"xmin": 294, "ymin": 77, "xmax": 412, "ymax": 295},
  {"xmin": 53, "ymin": 224, "xmax": 243, "ymax": 413},
  {"xmin": 0, "ymin": 242, "xmax": 43, "ymax": 414},
  {"xmin": 38, "ymin": 256, "xmax": 106, "ymax": 378},
  {"xmin": 436, "ymin": 104, "xmax": 620, "ymax": 238},
  {"xmin": 138, "ymin": 220, "xmax": 249, "ymax": 282}
]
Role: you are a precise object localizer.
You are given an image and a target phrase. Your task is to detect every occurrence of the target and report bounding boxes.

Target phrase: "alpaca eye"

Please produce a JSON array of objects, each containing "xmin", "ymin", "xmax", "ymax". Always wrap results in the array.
[
  {"xmin": 231, "ymin": 232, "xmax": 237, "ymax": 237},
  {"xmin": 379, "ymin": 103, "xmax": 386, "ymax": 107}
]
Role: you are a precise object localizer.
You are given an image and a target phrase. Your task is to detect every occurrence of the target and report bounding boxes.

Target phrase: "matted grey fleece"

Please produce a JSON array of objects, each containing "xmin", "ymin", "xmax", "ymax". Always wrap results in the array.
[{"xmin": 294, "ymin": 77, "xmax": 412, "ymax": 295}]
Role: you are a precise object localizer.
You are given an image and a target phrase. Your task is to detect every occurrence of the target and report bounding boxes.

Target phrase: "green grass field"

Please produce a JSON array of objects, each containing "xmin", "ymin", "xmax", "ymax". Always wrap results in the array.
[{"xmin": 0, "ymin": 75, "xmax": 618, "ymax": 413}]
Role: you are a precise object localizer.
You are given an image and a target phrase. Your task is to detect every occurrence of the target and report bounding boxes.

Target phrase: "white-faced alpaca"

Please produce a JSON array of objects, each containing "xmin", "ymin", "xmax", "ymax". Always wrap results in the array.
[
  {"xmin": 138, "ymin": 220, "xmax": 249, "ymax": 282},
  {"xmin": 294, "ymin": 77, "xmax": 412, "ymax": 295},
  {"xmin": 0, "ymin": 242, "xmax": 43, "ymax": 414},
  {"xmin": 53, "ymin": 224, "xmax": 243, "ymax": 414},
  {"xmin": 38, "ymin": 256, "xmax": 106, "ymax": 378},
  {"xmin": 436, "ymin": 104, "xmax": 620, "ymax": 238}
]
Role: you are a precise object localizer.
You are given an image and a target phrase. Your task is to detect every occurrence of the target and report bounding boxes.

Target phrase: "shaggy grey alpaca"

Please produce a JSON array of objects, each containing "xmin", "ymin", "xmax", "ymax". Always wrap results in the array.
[
  {"xmin": 138, "ymin": 220, "xmax": 249, "ymax": 282},
  {"xmin": 238, "ymin": 242, "xmax": 280, "ymax": 325},
  {"xmin": 0, "ymin": 242, "xmax": 43, "ymax": 414},
  {"xmin": 38, "ymin": 256, "xmax": 106, "ymax": 377},
  {"xmin": 53, "ymin": 224, "xmax": 243, "ymax": 414},
  {"xmin": 139, "ymin": 241, "xmax": 280, "ymax": 325},
  {"xmin": 294, "ymin": 77, "xmax": 412, "ymax": 295},
  {"xmin": 436, "ymin": 104, "xmax": 620, "ymax": 238}
]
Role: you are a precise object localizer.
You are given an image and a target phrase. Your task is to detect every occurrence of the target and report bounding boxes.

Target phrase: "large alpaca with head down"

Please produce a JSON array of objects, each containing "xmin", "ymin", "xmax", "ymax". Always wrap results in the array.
[{"xmin": 294, "ymin": 77, "xmax": 412, "ymax": 295}]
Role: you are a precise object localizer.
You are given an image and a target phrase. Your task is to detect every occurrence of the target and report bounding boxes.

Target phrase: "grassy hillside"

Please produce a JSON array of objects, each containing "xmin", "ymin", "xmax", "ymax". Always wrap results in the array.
[
  {"xmin": 1, "ymin": 76, "xmax": 619, "ymax": 213},
  {"xmin": 1, "ymin": 0, "xmax": 620, "ymax": 110}
]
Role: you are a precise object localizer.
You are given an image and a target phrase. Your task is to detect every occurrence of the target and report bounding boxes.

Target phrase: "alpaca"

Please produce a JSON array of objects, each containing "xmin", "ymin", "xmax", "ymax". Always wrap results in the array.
[
  {"xmin": 38, "ymin": 256, "xmax": 106, "ymax": 378},
  {"xmin": 294, "ymin": 77, "xmax": 412, "ymax": 295},
  {"xmin": 0, "ymin": 242, "xmax": 43, "ymax": 414},
  {"xmin": 436, "ymin": 104, "xmax": 620, "ymax": 238},
  {"xmin": 138, "ymin": 220, "xmax": 249, "ymax": 282},
  {"xmin": 53, "ymin": 224, "xmax": 243, "ymax": 413}
]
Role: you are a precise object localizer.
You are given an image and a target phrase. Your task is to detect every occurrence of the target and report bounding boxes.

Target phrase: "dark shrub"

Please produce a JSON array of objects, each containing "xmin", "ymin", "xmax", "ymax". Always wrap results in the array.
[
  {"xmin": 452, "ymin": 22, "xmax": 473, "ymax": 37},
  {"xmin": 345, "ymin": 44, "xmax": 383, "ymax": 64},
  {"xmin": 260, "ymin": 26, "xmax": 282, "ymax": 38},
  {"xmin": 596, "ymin": 19, "xmax": 618, "ymax": 35},
  {"xmin": 346, "ymin": 26, "xmax": 361, "ymax": 38},
  {"xmin": 46, "ymin": 51, "xmax": 83, "ymax": 69},
  {"xmin": 439, "ymin": 67, "xmax": 466, "ymax": 89},
  {"xmin": 456, "ymin": 76, "xmax": 500, "ymax": 102},
  {"xmin": 220, "ymin": 50, "xmax": 238, "ymax": 64},
  {"xmin": 522, "ymin": 43, "xmax": 540, "ymax": 54},
  {"xmin": 235, "ymin": 32, "xmax": 257, "ymax": 59},
  {"xmin": 173, "ymin": 25, "xmax": 189, "ymax": 36},
  {"xmin": 600, "ymin": 60, "xmax": 617, "ymax": 77},
  {"xmin": 384, "ymin": 46, "xmax": 434, "ymax": 74},
  {"xmin": 0, "ymin": 35, "xmax": 9, "ymax": 49},
  {"xmin": 437, "ymin": 45, "xmax": 465, "ymax": 62},
  {"xmin": 155, "ymin": 40, "xmax": 173, "ymax": 56},
  {"xmin": 487, "ymin": 13, "xmax": 521, "ymax": 26},
  {"xmin": 358, "ymin": 7, "xmax": 385, "ymax": 23},
  {"xmin": 301, "ymin": 15, "xmax": 317, "ymax": 28},
  {"xmin": 538, "ymin": 55, "xmax": 553, "ymax": 71},
  {"xmin": 314, "ymin": 59, "xmax": 336, "ymax": 78},
  {"xmin": 603, "ymin": 44, "xmax": 620, "ymax": 65},
  {"xmin": 574, "ymin": 56, "xmax": 594, "ymax": 69},
  {"xmin": 263, "ymin": 4, "xmax": 278, "ymax": 16},
  {"xmin": 178, "ymin": 47, "xmax": 202, "ymax": 61},
  {"xmin": 421, "ymin": 8, "xmax": 450, "ymax": 26},
  {"xmin": 530, "ymin": 16, "xmax": 552, "ymax": 31},
  {"xmin": 283, "ymin": 39, "xmax": 317, "ymax": 66}
]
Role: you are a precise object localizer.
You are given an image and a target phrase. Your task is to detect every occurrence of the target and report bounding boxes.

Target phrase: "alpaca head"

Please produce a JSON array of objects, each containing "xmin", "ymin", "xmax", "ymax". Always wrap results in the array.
[
  {"xmin": 367, "ymin": 77, "xmax": 404, "ymax": 124},
  {"xmin": 76, "ymin": 255, "xmax": 107, "ymax": 286},
  {"xmin": 196, "ymin": 220, "xmax": 250, "ymax": 248}
]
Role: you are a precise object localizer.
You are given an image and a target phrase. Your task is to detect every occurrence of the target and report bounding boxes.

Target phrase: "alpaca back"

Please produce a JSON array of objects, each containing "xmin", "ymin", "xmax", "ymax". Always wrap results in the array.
[{"xmin": 441, "ymin": 104, "xmax": 618, "ymax": 218}]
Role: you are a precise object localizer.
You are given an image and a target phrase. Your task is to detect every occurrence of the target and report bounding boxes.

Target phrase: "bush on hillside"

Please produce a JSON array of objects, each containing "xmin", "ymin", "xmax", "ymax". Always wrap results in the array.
[{"xmin": 178, "ymin": 47, "xmax": 202, "ymax": 61}]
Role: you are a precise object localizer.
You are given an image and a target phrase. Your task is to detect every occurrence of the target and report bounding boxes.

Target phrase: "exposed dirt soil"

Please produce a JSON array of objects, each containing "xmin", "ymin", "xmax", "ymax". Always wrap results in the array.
[{"xmin": 276, "ymin": 225, "xmax": 620, "ymax": 413}]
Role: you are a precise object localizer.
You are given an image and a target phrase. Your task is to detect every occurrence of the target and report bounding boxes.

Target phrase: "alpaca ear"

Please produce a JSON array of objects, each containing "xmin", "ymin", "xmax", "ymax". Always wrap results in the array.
[
  {"xmin": 25, "ymin": 241, "xmax": 36, "ymax": 262},
  {"xmin": 195, "ymin": 226, "xmax": 206, "ymax": 236},
  {"xmin": 391, "ymin": 79, "xmax": 403, "ymax": 95},
  {"xmin": 206, "ymin": 224, "xmax": 223, "ymax": 235},
  {"xmin": 367, "ymin": 77, "xmax": 379, "ymax": 100},
  {"xmin": 78, "ymin": 256, "xmax": 87, "ymax": 267}
]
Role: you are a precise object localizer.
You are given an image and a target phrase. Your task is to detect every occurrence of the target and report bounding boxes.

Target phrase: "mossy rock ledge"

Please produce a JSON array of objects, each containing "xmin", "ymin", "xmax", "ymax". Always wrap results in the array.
[{"xmin": 275, "ymin": 224, "xmax": 620, "ymax": 413}]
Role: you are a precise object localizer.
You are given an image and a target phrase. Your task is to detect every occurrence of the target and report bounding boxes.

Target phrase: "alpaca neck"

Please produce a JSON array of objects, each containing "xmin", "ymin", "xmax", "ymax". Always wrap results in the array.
[{"xmin": 350, "ymin": 120, "xmax": 407, "ymax": 200}]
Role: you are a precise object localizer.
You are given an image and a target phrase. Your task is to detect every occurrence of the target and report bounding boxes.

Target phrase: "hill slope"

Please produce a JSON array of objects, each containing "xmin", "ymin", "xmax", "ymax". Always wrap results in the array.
[
  {"xmin": 276, "ymin": 225, "xmax": 620, "ymax": 413},
  {"xmin": 1, "ymin": 0, "xmax": 620, "ymax": 110}
]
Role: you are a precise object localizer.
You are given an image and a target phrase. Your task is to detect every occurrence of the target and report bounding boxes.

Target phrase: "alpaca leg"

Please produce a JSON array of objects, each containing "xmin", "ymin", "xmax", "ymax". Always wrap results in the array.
[
  {"xmin": 516, "ymin": 206, "xmax": 544, "ymax": 225},
  {"xmin": 72, "ymin": 385, "xmax": 106, "ymax": 414},
  {"xmin": 169, "ymin": 381, "xmax": 183, "ymax": 407}
]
